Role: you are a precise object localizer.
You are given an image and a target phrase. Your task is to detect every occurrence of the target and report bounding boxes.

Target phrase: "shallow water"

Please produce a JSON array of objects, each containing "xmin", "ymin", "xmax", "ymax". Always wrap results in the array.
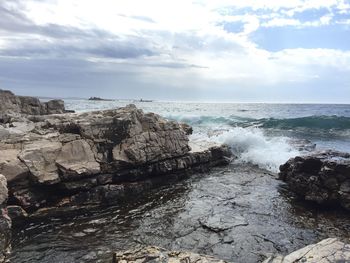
[{"xmin": 11, "ymin": 163, "xmax": 350, "ymax": 263}]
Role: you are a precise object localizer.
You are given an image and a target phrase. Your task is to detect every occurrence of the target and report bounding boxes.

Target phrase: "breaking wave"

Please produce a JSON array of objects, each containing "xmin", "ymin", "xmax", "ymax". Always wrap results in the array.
[{"xmin": 191, "ymin": 127, "xmax": 300, "ymax": 173}]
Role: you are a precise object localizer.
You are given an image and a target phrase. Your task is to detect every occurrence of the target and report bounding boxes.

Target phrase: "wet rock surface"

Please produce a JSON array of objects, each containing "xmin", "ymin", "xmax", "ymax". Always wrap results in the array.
[
  {"xmin": 113, "ymin": 246, "xmax": 227, "ymax": 263},
  {"xmin": 10, "ymin": 164, "xmax": 350, "ymax": 263},
  {"xmin": 279, "ymin": 150, "xmax": 350, "ymax": 210}
]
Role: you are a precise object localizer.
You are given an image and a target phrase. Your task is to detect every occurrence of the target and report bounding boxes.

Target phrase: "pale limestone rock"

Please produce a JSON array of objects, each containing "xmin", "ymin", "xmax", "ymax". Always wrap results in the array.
[
  {"xmin": 18, "ymin": 140, "xmax": 62, "ymax": 184},
  {"xmin": 0, "ymin": 149, "xmax": 28, "ymax": 182},
  {"xmin": 56, "ymin": 139, "xmax": 100, "ymax": 180},
  {"xmin": 264, "ymin": 238, "xmax": 350, "ymax": 263},
  {"xmin": 113, "ymin": 130, "xmax": 189, "ymax": 165},
  {"xmin": 0, "ymin": 174, "xmax": 8, "ymax": 204}
]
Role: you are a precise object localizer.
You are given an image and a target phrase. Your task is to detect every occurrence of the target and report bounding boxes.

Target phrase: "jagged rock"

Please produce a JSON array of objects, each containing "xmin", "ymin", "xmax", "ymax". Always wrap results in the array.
[
  {"xmin": 0, "ymin": 89, "xmax": 67, "ymax": 117},
  {"xmin": 264, "ymin": 238, "xmax": 350, "ymax": 263},
  {"xmin": 279, "ymin": 150, "xmax": 350, "ymax": 209},
  {"xmin": 112, "ymin": 246, "xmax": 228, "ymax": 263},
  {"xmin": 18, "ymin": 140, "xmax": 62, "ymax": 185},
  {"xmin": 0, "ymin": 174, "xmax": 11, "ymax": 263},
  {"xmin": 180, "ymin": 122, "xmax": 193, "ymax": 135},
  {"xmin": 0, "ymin": 103, "xmax": 231, "ymax": 216},
  {"xmin": 56, "ymin": 139, "xmax": 100, "ymax": 180},
  {"xmin": 45, "ymin": 99, "xmax": 66, "ymax": 114},
  {"xmin": 0, "ymin": 149, "xmax": 29, "ymax": 183},
  {"xmin": 112, "ymin": 129, "xmax": 189, "ymax": 165}
]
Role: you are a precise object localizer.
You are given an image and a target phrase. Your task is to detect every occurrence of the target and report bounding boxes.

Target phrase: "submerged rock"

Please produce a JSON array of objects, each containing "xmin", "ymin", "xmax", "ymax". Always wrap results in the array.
[
  {"xmin": 264, "ymin": 238, "xmax": 350, "ymax": 263},
  {"xmin": 112, "ymin": 246, "xmax": 228, "ymax": 263},
  {"xmin": 279, "ymin": 150, "xmax": 350, "ymax": 210}
]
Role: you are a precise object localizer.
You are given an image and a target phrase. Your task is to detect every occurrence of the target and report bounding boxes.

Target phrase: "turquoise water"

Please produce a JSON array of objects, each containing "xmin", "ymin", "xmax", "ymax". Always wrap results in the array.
[{"xmin": 65, "ymin": 100, "xmax": 350, "ymax": 172}]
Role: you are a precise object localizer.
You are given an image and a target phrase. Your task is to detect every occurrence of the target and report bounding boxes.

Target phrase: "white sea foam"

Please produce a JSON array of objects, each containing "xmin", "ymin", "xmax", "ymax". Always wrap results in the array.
[{"xmin": 191, "ymin": 127, "xmax": 300, "ymax": 173}]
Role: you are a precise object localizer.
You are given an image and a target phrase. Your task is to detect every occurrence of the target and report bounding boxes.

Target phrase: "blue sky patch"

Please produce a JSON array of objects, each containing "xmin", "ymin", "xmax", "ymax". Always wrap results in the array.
[{"xmin": 251, "ymin": 24, "xmax": 350, "ymax": 51}]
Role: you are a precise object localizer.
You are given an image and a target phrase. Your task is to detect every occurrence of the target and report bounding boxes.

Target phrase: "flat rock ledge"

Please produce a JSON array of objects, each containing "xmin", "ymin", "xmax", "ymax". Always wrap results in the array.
[
  {"xmin": 113, "ymin": 246, "xmax": 227, "ymax": 263},
  {"xmin": 263, "ymin": 238, "xmax": 350, "ymax": 263},
  {"xmin": 279, "ymin": 150, "xmax": 350, "ymax": 210}
]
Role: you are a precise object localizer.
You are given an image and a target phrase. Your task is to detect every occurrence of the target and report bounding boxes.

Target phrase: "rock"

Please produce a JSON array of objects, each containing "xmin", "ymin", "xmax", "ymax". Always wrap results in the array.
[
  {"xmin": 6, "ymin": 205, "xmax": 28, "ymax": 222},
  {"xmin": 45, "ymin": 99, "xmax": 66, "ymax": 114},
  {"xmin": 180, "ymin": 122, "xmax": 193, "ymax": 135},
  {"xmin": 0, "ymin": 104, "xmax": 230, "ymax": 216},
  {"xmin": 199, "ymin": 213, "xmax": 248, "ymax": 232},
  {"xmin": 279, "ymin": 150, "xmax": 350, "ymax": 210},
  {"xmin": 112, "ymin": 129, "xmax": 189, "ymax": 165},
  {"xmin": 18, "ymin": 140, "xmax": 62, "ymax": 185},
  {"xmin": 0, "ymin": 174, "xmax": 11, "ymax": 263},
  {"xmin": 56, "ymin": 140, "xmax": 100, "ymax": 180},
  {"xmin": 0, "ymin": 89, "xmax": 69, "ymax": 118},
  {"xmin": 112, "ymin": 246, "xmax": 228, "ymax": 263},
  {"xmin": 264, "ymin": 238, "xmax": 350, "ymax": 263},
  {"xmin": 0, "ymin": 149, "xmax": 29, "ymax": 183},
  {"xmin": 0, "ymin": 175, "xmax": 8, "ymax": 204}
]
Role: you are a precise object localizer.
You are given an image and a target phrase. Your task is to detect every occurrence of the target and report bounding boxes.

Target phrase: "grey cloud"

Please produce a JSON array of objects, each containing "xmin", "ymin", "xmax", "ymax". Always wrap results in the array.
[
  {"xmin": 0, "ymin": 4, "xmax": 157, "ymax": 60},
  {"xmin": 0, "ymin": 56, "xmax": 204, "ymax": 100},
  {"xmin": 0, "ymin": 40, "xmax": 157, "ymax": 59}
]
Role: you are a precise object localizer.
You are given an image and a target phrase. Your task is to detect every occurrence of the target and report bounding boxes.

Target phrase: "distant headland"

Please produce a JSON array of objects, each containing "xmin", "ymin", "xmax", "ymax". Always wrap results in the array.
[{"xmin": 88, "ymin": 97, "xmax": 114, "ymax": 101}]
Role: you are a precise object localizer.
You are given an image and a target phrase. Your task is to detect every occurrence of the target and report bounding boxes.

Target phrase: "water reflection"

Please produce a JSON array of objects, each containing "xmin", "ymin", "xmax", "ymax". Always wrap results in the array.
[{"xmin": 11, "ymin": 164, "xmax": 350, "ymax": 263}]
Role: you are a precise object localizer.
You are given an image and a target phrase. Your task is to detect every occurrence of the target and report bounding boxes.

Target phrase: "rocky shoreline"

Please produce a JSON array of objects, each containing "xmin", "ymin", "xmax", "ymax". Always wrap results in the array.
[
  {"xmin": 1, "ymin": 90, "xmax": 350, "ymax": 262},
  {"xmin": 112, "ymin": 238, "xmax": 350, "ymax": 263},
  {"xmin": 0, "ymin": 90, "xmax": 232, "ymax": 261}
]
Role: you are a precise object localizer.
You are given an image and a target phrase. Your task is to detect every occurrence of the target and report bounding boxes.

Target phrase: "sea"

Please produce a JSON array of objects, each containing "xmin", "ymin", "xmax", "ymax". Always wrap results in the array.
[{"xmin": 65, "ymin": 100, "xmax": 350, "ymax": 172}]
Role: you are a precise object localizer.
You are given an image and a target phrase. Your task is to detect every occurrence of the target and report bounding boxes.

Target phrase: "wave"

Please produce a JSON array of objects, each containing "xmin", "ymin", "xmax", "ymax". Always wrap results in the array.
[
  {"xmin": 168, "ymin": 115, "xmax": 350, "ymax": 132},
  {"xmin": 191, "ymin": 127, "xmax": 300, "ymax": 173},
  {"xmin": 172, "ymin": 114, "xmax": 350, "ymax": 171},
  {"xmin": 257, "ymin": 115, "xmax": 350, "ymax": 130},
  {"xmin": 165, "ymin": 114, "xmax": 254, "ymax": 126}
]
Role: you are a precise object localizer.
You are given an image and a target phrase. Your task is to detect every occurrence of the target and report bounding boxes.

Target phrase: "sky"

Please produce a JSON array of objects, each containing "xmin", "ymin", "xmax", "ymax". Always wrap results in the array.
[{"xmin": 0, "ymin": 0, "xmax": 350, "ymax": 103}]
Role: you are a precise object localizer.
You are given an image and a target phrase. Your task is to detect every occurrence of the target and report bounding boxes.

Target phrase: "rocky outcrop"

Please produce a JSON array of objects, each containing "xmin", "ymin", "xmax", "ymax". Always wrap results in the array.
[
  {"xmin": 0, "ymin": 89, "xmax": 67, "ymax": 120},
  {"xmin": 0, "ymin": 175, "xmax": 11, "ymax": 263},
  {"xmin": 112, "ymin": 246, "xmax": 227, "ymax": 263},
  {"xmin": 114, "ymin": 239, "xmax": 350, "ymax": 263},
  {"xmin": 279, "ymin": 151, "xmax": 350, "ymax": 210},
  {"xmin": 0, "ymin": 104, "xmax": 231, "ymax": 217},
  {"xmin": 264, "ymin": 238, "xmax": 350, "ymax": 263}
]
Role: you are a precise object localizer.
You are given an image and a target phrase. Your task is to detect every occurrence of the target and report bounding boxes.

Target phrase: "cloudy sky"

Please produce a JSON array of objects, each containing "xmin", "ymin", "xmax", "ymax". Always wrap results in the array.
[{"xmin": 0, "ymin": 0, "xmax": 350, "ymax": 102}]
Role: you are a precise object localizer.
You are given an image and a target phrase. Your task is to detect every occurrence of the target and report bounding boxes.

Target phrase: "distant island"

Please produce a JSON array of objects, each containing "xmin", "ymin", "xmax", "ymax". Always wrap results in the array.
[
  {"xmin": 88, "ymin": 97, "xmax": 113, "ymax": 101},
  {"xmin": 138, "ymin": 98, "xmax": 153, "ymax": 102}
]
